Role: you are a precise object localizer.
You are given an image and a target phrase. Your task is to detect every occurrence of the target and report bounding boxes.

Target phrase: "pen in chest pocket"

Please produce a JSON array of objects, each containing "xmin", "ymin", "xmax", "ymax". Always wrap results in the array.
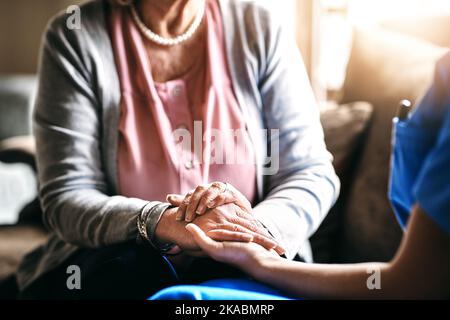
[{"xmin": 397, "ymin": 99, "xmax": 412, "ymax": 121}]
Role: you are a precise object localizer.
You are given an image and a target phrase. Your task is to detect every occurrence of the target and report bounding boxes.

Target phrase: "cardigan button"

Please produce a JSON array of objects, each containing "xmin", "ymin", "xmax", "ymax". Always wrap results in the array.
[{"xmin": 184, "ymin": 160, "xmax": 194, "ymax": 170}]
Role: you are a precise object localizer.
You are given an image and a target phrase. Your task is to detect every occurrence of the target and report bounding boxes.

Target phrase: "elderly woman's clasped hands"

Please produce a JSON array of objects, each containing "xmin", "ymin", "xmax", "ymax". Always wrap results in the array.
[{"xmin": 165, "ymin": 182, "xmax": 285, "ymax": 256}]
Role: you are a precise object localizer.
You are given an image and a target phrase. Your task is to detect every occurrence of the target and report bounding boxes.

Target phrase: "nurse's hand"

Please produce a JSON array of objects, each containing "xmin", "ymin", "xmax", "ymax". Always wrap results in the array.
[
  {"xmin": 167, "ymin": 182, "xmax": 252, "ymax": 222},
  {"xmin": 185, "ymin": 223, "xmax": 280, "ymax": 276}
]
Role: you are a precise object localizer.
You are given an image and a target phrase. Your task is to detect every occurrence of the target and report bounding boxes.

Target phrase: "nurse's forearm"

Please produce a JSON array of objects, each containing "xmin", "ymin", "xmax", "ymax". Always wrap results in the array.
[
  {"xmin": 250, "ymin": 205, "xmax": 450, "ymax": 299},
  {"xmin": 252, "ymin": 258, "xmax": 391, "ymax": 299}
]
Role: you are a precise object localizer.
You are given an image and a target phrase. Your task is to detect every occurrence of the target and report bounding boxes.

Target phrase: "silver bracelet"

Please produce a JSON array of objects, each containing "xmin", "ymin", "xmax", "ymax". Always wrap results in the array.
[
  {"xmin": 137, "ymin": 202, "xmax": 155, "ymax": 243},
  {"xmin": 137, "ymin": 202, "xmax": 176, "ymax": 253}
]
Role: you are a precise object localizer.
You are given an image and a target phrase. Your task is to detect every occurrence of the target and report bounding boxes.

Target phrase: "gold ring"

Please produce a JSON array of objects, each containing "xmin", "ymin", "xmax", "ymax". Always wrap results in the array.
[{"xmin": 222, "ymin": 182, "xmax": 229, "ymax": 194}]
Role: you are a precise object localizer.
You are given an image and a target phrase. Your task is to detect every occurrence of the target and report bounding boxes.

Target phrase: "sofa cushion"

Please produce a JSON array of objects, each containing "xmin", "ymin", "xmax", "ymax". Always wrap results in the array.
[
  {"xmin": 338, "ymin": 27, "xmax": 449, "ymax": 262},
  {"xmin": 0, "ymin": 162, "xmax": 37, "ymax": 225},
  {"xmin": 310, "ymin": 101, "xmax": 373, "ymax": 263},
  {"xmin": 0, "ymin": 225, "xmax": 48, "ymax": 281}
]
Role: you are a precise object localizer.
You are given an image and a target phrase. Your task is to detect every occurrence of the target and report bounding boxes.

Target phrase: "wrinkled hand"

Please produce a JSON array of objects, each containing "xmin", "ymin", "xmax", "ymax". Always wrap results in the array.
[
  {"xmin": 192, "ymin": 203, "xmax": 284, "ymax": 255},
  {"xmin": 167, "ymin": 182, "xmax": 252, "ymax": 222},
  {"xmin": 157, "ymin": 203, "xmax": 285, "ymax": 255},
  {"xmin": 159, "ymin": 183, "xmax": 285, "ymax": 256},
  {"xmin": 185, "ymin": 224, "xmax": 280, "ymax": 275}
]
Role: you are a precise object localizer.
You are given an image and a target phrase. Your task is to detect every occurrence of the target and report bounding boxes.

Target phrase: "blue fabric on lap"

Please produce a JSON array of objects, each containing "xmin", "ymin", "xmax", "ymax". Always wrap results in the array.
[{"xmin": 149, "ymin": 278, "xmax": 292, "ymax": 300}]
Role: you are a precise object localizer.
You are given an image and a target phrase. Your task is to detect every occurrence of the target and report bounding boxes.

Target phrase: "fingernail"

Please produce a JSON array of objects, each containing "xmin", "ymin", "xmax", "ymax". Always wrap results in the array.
[
  {"xmin": 206, "ymin": 201, "xmax": 214, "ymax": 208},
  {"xmin": 197, "ymin": 205, "xmax": 205, "ymax": 214}
]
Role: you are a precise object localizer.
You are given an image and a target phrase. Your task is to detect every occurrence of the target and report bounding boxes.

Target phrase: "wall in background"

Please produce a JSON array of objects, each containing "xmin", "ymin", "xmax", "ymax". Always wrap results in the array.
[
  {"xmin": 0, "ymin": 0, "xmax": 83, "ymax": 74},
  {"xmin": 0, "ymin": 0, "xmax": 313, "ymax": 75}
]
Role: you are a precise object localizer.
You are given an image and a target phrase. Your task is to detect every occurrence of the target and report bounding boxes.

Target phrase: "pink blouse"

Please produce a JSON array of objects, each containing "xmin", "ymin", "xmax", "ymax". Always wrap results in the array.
[{"xmin": 110, "ymin": 1, "xmax": 257, "ymax": 204}]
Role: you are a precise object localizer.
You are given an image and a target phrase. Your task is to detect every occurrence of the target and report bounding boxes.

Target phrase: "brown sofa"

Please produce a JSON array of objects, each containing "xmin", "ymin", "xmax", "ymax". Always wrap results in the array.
[{"xmin": 0, "ymin": 20, "xmax": 449, "ymax": 298}]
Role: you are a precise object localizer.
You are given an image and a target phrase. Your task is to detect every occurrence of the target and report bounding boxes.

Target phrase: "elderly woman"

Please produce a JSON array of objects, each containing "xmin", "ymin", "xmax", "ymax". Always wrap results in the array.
[{"xmin": 18, "ymin": 0, "xmax": 339, "ymax": 299}]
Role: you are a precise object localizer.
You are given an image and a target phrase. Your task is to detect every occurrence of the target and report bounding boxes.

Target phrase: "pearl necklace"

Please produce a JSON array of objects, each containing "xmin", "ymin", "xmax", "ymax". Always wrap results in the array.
[{"xmin": 130, "ymin": 1, "xmax": 206, "ymax": 46}]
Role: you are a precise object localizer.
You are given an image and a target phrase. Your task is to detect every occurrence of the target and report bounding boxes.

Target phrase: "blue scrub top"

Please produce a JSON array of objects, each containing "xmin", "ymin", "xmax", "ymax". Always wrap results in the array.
[{"xmin": 389, "ymin": 51, "xmax": 450, "ymax": 235}]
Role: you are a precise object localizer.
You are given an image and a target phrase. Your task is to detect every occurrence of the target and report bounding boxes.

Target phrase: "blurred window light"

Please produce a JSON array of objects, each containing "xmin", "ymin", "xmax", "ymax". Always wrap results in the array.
[
  {"xmin": 311, "ymin": 0, "xmax": 352, "ymax": 101},
  {"xmin": 307, "ymin": 0, "xmax": 450, "ymax": 102},
  {"xmin": 349, "ymin": 0, "xmax": 450, "ymax": 26}
]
